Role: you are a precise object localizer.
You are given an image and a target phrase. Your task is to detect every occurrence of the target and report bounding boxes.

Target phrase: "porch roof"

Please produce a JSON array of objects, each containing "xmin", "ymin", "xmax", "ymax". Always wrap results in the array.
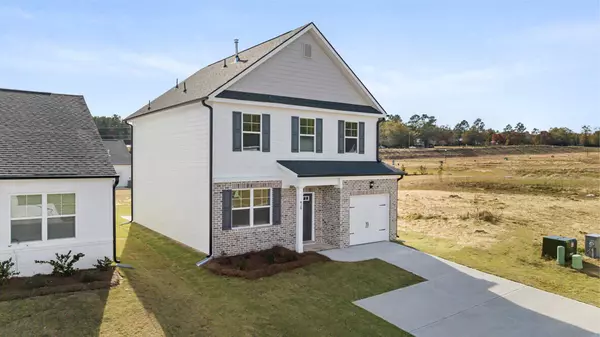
[{"xmin": 277, "ymin": 160, "xmax": 405, "ymax": 178}]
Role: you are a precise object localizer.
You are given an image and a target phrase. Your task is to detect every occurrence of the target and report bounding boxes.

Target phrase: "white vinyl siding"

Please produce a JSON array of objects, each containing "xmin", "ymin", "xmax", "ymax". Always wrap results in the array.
[
  {"xmin": 228, "ymin": 32, "xmax": 370, "ymax": 106},
  {"xmin": 0, "ymin": 178, "xmax": 113, "ymax": 276},
  {"xmin": 131, "ymin": 102, "xmax": 211, "ymax": 254}
]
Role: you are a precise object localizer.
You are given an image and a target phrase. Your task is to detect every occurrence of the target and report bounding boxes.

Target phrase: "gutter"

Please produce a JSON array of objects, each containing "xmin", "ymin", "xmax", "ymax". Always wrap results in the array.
[
  {"xmin": 126, "ymin": 121, "xmax": 134, "ymax": 223},
  {"xmin": 112, "ymin": 176, "xmax": 120, "ymax": 263},
  {"xmin": 197, "ymin": 99, "xmax": 214, "ymax": 266}
]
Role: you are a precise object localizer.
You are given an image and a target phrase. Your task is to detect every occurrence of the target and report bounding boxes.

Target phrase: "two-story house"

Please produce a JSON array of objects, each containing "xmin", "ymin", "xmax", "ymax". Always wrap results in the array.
[{"xmin": 124, "ymin": 22, "xmax": 404, "ymax": 258}]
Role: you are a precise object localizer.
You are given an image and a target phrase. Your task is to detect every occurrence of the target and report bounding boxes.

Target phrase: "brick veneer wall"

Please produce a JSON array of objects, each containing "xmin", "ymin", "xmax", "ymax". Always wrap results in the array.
[
  {"xmin": 339, "ymin": 179, "xmax": 399, "ymax": 247},
  {"xmin": 212, "ymin": 181, "xmax": 296, "ymax": 257}
]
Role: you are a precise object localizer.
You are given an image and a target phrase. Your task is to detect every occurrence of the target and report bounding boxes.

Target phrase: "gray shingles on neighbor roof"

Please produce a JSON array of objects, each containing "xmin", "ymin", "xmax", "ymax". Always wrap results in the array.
[
  {"xmin": 0, "ymin": 88, "xmax": 116, "ymax": 178},
  {"xmin": 277, "ymin": 160, "xmax": 405, "ymax": 178},
  {"xmin": 102, "ymin": 140, "xmax": 131, "ymax": 165},
  {"xmin": 125, "ymin": 23, "xmax": 311, "ymax": 120}
]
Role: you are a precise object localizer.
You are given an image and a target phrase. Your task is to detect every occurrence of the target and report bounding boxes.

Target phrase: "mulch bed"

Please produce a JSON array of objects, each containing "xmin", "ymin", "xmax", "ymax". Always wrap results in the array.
[
  {"xmin": 205, "ymin": 246, "xmax": 330, "ymax": 279},
  {"xmin": 0, "ymin": 268, "xmax": 121, "ymax": 301}
]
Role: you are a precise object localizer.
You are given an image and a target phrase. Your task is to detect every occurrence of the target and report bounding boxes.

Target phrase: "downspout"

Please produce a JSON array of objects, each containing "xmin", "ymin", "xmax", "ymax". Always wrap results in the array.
[
  {"xmin": 376, "ymin": 117, "xmax": 384, "ymax": 162},
  {"xmin": 197, "ymin": 98, "xmax": 214, "ymax": 266},
  {"xmin": 112, "ymin": 176, "xmax": 120, "ymax": 263}
]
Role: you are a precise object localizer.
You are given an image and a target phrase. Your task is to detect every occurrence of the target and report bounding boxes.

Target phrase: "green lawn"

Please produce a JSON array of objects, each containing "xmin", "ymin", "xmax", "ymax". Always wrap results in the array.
[{"xmin": 0, "ymin": 196, "xmax": 422, "ymax": 336}]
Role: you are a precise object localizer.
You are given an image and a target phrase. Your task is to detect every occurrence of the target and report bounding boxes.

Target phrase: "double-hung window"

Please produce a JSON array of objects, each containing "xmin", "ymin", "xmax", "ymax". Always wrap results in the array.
[
  {"xmin": 345, "ymin": 121, "xmax": 358, "ymax": 153},
  {"xmin": 10, "ymin": 193, "xmax": 76, "ymax": 243},
  {"xmin": 299, "ymin": 118, "xmax": 315, "ymax": 152},
  {"xmin": 242, "ymin": 113, "xmax": 261, "ymax": 151},
  {"xmin": 231, "ymin": 188, "xmax": 271, "ymax": 228}
]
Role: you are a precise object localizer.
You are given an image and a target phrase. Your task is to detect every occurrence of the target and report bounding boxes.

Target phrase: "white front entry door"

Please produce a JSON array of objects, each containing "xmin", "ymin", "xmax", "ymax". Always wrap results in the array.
[{"xmin": 349, "ymin": 194, "xmax": 390, "ymax": 246}]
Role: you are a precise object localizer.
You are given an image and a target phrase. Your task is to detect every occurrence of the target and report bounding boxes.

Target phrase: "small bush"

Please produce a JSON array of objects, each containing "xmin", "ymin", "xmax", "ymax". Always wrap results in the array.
[
  {"xmin": 93, "ymin": 257, "xmax": 113, "ymax": 271},
  {"xmin": 35, "ymin": 251, "xmax": 85, "ymax": 277},
  {"xmin": 419, "ymin": 165, "xmax": 428, "ymax": 175},
  {"xmin": 0, "ymin": 258, "xmax": 20, "ymax": 285},
  {"xmin": 401, "ymin": 164, "xmax": 406, "ymax": 172}
]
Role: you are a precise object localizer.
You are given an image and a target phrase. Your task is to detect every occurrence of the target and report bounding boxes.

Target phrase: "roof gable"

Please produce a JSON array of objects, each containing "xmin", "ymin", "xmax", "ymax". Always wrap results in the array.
[{"xmin": 0, "ymin": 88, "xmax": 116, "ymax": 178}]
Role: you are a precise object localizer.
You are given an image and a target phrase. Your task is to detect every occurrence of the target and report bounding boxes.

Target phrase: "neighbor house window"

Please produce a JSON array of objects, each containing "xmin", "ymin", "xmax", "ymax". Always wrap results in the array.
[
  {"xmin": 231, "ymin": 188, "xmax": 271, "ymax": 228},
  {"xmin": 243, "ymin": 113, "xmax": 261, "ymax": 151},
  {"xmin": 10, "ymin": 193, "xmax": 76, "ymax": 243},
  {"xmin": 299, "ymin": 118, "xmax": 315, "ymax": 152},
  {"xmin": 345, "ymin": 121, "xmax": 358, "ymax": 153}
]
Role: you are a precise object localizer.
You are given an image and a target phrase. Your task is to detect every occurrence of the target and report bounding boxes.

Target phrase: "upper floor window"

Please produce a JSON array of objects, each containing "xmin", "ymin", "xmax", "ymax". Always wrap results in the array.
[
  {"xmin": 345, "ymin": 121, "xmax": 358, "ymax": 153},
  {"xmin": 10, "ymin": 193, "xmax": 76, "ymax": 243},
  {"xmin": 300, "ymin": 118, "xmax": 315, "ymax": 152},
  {"xmin": 243, "ymin": 113, "xmax": 261, "ymax": 151}
]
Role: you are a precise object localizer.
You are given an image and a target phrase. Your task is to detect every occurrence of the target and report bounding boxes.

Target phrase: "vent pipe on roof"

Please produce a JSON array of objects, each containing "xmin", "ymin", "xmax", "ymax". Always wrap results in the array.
[
  {"xmin": 176, "ymin": 78, "xmax": 179, "ymax": 88},
  {"xmin": 234, "ymin": 39, "xmax": 239, "ymax": 63}
]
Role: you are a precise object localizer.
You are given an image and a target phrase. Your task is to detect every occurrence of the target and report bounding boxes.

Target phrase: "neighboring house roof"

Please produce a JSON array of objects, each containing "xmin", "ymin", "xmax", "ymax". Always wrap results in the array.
[
  {"xmin": 277, "ymin": 160, "xmax": 405, "ymax": 178},
  {"xmin": 126, "ymin": 22, "xmax": 385, "ymax": 120},
  {"xmin": 102, "ymin": 140, "xmax": 131, "ymax": 165},
  {"xmin": 0, "ymin": 88, "xmax": 116, "ymax": 178}
]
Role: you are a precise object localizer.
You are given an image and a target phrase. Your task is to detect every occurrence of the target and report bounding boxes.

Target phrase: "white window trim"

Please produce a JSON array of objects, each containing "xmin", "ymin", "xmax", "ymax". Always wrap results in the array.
[
  {"xmin": 299, "ymin": 117, "xmax": 316, "ymax": 153},
  {"xmin": 242, "ymin": 113, "xmax": 261, "ymax": 151},
  {"xmin": 231, "ymin": 188, "xmax": 272, "ymax": 229},
  {"xmin": 344, "ymin": 121, "xmax": 359, "ymax": 153},
  {"xmin": 9, "ymin": 192, "xmax": 77, "ymax": 244}
]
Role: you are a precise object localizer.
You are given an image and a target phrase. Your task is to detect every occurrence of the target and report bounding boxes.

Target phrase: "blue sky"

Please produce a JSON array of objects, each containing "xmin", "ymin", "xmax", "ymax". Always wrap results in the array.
[{"xmin": 1, "ymin": 0, "xmax": 598, "ymax": 131}]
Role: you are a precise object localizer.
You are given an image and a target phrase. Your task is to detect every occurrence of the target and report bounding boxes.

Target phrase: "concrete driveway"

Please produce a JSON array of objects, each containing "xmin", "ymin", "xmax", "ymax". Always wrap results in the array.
[{"xmin": 321, "ymin": 242, "xmax": 600, "ymax": 337}]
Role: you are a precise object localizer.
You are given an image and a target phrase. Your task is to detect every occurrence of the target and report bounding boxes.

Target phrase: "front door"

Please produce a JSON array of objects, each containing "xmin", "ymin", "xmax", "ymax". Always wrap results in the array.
[{"xmin": 303, "ymin": 193, "xmax": 313, "ymax": 241}]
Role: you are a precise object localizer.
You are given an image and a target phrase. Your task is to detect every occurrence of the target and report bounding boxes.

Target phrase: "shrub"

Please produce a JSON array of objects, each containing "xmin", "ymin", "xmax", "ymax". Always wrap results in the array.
[
  {"xmin": 401, "ymin": 164, "xmax": 406, "ymax": 172},
  {"xmin": 0, "ymin": 258, "xmax": 19, "ymax": 285},
  {"xmin": 93, "ymin": 257, "xmax": 113, "ymax": 271},
  {"xmin": 419, "ymin": 165, "xmax": 428, "ymax": 175},
  {"xmin": 35, "ymin": 251, "xmax": 85, "ymax": 277}
]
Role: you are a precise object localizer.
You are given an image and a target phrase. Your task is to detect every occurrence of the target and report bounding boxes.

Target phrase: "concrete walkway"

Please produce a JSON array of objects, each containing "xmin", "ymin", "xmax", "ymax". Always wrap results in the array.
[{"xmin": 321, "ymin": 242, "xmax": 600, "ymax": 337}]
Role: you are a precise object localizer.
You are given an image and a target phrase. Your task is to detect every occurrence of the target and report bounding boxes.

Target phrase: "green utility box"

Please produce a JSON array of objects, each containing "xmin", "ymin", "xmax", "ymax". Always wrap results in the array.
[{"xmin": 542, "ymin": 236, "xmax": 577, "ymax": 261}]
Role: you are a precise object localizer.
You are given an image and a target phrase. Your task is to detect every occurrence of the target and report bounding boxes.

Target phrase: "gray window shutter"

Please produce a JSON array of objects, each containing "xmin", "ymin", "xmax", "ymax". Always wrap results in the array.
[
  {"xmin": 222, "ymin": 190, "xmax": 232, "ymax": 230},
  {"xmin": 359, "ymin": 122, "xmax": 365, "ymax": 154},
  {"xmin": 338, "ymin": 120, "xmax": 345, "ymax": 153},
  {"xmin": 291, "ymin": 116, "xmax": 299, "ymax": 153},
  {"xmin": 316, "ymin": 118, "xmax": 323, "ymax": 153},
  {"xmin": 272, "ymin": 188, "xmax": 281, "ymax": 225},
  {"xmin": 232, "ymin": 111, "xmax": 242, "ymax": 152},
  {"xmin": 262, "ymin": 114, "xmax": 270, "ymax": 152}
]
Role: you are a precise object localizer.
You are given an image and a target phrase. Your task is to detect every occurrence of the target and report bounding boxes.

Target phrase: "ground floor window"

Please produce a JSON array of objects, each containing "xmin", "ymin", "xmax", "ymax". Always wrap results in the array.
[
  {"xmin": 231, "ymin": 188, "xmax": 271, "ymax": 228},
  {"xmin": 10, "ymin": 193, "xmax": 76, "ymax": 243}
]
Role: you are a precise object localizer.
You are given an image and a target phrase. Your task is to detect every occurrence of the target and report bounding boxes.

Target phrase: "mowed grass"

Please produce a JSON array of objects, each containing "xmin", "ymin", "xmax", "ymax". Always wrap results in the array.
[
  {"xmin": 0, "ymin": 189, "xmax": 422, "ymax": 336},
  {"xmin": 390, "ymin": 151, "xmax": 600, "ymax": 307}
]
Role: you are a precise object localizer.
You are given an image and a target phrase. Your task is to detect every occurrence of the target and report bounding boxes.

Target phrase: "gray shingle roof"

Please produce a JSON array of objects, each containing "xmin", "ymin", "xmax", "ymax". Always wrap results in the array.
[
  {"xmin": 125, "ymin": 23, "xmax": 311, "ymax": 120},
  {"xmin": 0, "ymin": 88, "xmax": 117, "ymax": 178},
  {"xmin": 277, "ymin": 160, "xmax": 405, "ymax": 178},
  {"xmin": 102, "ymin": 140, "xmax": 131, "ymax": 165}
]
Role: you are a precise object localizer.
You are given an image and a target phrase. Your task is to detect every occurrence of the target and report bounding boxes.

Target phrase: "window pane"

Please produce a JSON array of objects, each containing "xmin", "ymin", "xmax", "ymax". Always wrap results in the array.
[
  {"xmin": 62, "ymin": 193, "xmax": 75, "ymax": 204},
  {"xmin": 243, "ymin": 133, "xmax": 260, "ymax": 151},
  {"xmin": 48, "ymin": 216, "xmax": 76, "ymax": 240},
  {"xmin": 62, "ymin": 205, "xmax": 76, "ymax": 215},
  {"xmin": 27, "ymin": 195, "xmax": 43, "ymax": 217},
  {"xmin": 254, "ymin": 208, "xmax": 271, "ymax": 225},
  {"xmin": 232, "ymin": 209, "xmax": 250, "ymax": 228},
  {"xmin": 232, "ymin": 190, "xmax": 251, "ymax": 208},
  {"xmin": 253, "ymin": 189, "xmax": 270, "ymax": 207},
  {"xmin": 345, "ymin": 138, "xmax": 357, "ymax": 153},
  {"xmin": 300, "ymin": 136, "xmax": 315, "ymax": 152},
  {"xmin": 251, "ymin": 114, "xmax": 261, "ymax": 123},
  {"xmin": 11, "ymin": 218, "xmax": 42, "ymax": 243},
  {"xmin": 243, "ymin": 114, "xmax": 251, "ymax": 122},
  {"xmin": 11, "ymin": 196, "xmax": 26, "ymax": 218},
  {"xmin": 345, "ymin": 122, "xmax": 358, "ymax": 137},
  {"xmin": 47, "ymin": 194, "xmax": 62, "ymax": 216}
]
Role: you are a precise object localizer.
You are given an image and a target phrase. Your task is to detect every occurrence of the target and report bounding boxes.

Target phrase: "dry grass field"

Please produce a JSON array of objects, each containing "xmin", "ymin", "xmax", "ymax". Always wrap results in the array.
[{"xmin": 389, "ymin": 150, "xmax": 600, "ymax": 306}]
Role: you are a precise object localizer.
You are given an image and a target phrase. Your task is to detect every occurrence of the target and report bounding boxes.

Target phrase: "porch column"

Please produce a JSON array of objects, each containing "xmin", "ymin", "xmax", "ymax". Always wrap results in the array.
[{"xmin": 295, "ymin": 185, "xmax": 304, "ymax": 253}]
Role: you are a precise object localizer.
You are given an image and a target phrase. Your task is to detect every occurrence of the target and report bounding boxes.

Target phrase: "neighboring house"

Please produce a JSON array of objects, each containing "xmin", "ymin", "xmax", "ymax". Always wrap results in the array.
[
  {"xmin": 102, "ymin": 140, "xmax": 132, "ymax": 187},
  {"xmin": 0, "ymin": 88, "xmax": 118, "ymax": 276},
  {"xmin": 125, "ymin": 22, "xmax": 404, "ymax": 258}
]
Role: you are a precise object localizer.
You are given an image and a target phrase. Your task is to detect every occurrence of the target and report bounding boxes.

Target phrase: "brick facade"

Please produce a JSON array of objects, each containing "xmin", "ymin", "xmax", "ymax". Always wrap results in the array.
[{"xmin": 212, "ymin": 178, "xmax": 398, "ymax": 256}]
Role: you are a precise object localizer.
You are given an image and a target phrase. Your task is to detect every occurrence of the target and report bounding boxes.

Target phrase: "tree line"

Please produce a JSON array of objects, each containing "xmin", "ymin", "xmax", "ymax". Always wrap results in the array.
[
  {"xmin": 380, "ymin": 114, "xmax": 600, "ymax": 148},
  {"xmin": 93, "ymin": 115, "xmax": 131, "ymax": 145}
]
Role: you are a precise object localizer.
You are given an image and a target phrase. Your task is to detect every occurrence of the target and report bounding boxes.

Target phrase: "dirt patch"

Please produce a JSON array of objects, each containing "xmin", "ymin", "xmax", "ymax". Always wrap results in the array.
[
  {"xmin": 205, "ymin": 246, "xmax": 330, "ymax": 279},
  {"xmin": 0, "ymin": 268, "xmax": 121, "ymax": 301}
]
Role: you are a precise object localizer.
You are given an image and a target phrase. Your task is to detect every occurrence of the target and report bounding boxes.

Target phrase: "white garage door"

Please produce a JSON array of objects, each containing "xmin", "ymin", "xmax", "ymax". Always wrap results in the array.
[{"xmin": 349, "ymin": 194, "xmax": 390, "ymax": 246}]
